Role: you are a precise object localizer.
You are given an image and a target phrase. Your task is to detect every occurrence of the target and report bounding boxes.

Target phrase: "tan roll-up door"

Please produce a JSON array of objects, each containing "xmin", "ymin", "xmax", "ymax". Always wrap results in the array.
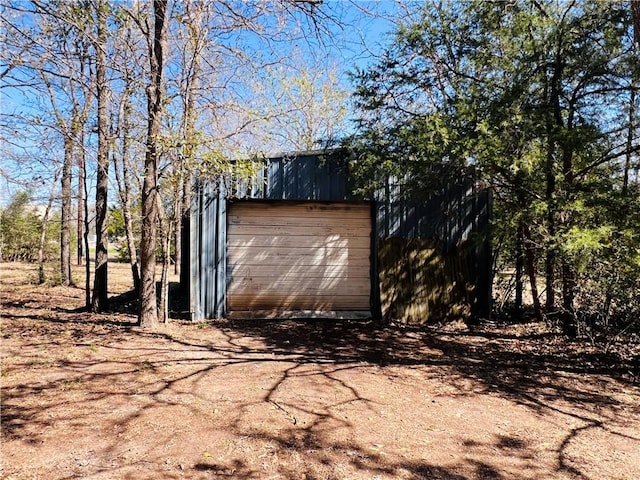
[{"xmin": 226, "ymin": 201, "xmax": 372, "ymax": 313}]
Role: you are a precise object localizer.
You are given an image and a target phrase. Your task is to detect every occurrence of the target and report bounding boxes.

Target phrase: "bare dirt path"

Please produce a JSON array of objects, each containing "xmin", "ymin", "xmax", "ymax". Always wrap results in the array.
[{"xmin": 1, "ymin": 262, "xmax": 639, "ymax": 480}]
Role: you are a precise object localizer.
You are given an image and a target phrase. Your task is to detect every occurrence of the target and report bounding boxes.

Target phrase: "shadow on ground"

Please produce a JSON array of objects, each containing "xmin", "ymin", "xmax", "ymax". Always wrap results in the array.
[
  {"xmin": 2, "ymin": 278, "xmax": 639, "ymax": 479},
  {"xmin": 214, "ymin": 317, "xmax": 638, "ymax": 389}
]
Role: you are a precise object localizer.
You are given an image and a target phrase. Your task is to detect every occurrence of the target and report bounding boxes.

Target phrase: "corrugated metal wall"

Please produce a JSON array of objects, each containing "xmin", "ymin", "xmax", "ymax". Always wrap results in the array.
[
  {"xmin": 231, "ymin": 152, "xmax": 350, "ymax": 201},
  {"xmin": 373, "ymin": 176, "xmax": 492, "ymax": 321},
  {"xmin": 190, "ymin": 181, "xmax": 227, "ymax": 319},
  {"xmin": 375, "ymin": 178, "xmax": 489, "ymax": 246},
  {"xmin": 189, "ymin": 151, "xmax": 491, "ymax": 321}
]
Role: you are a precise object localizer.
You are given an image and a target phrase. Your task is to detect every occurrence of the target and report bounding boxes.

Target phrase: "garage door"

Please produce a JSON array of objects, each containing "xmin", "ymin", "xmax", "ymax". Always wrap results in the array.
[{"xmin": 227, "ymin": 201, "xmax": 372, "ymax": 312}]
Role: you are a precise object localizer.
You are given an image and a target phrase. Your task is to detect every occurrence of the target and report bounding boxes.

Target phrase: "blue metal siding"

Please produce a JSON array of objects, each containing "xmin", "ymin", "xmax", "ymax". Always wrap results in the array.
[
  {"xmin": 189, "ymin": 184, "xmax": 201, "ymax": 320},
  {"xmin": 215, "ymin": 188, "xmax": 227, "ymax": 317},
  {"xmin": 190, "ymin": 181, "xmax": 227, "ymax": 321},
  {"xmin": 371, "ymin": 175, "xmax": 485, "ymax": 247},
  {"xmin": 230, "ymin": 154, "xmax": 350, "ymax": 201}
]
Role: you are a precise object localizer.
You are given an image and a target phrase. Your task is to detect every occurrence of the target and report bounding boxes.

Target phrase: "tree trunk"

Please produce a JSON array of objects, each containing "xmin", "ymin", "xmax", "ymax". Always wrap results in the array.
[
  {"xmin": 77, "ymin": 136, "xmax": 84, "ymax": 266},
  {"xmin": 632, "ymin": 0, "xmax": 640, "ymax": 48},
  {"xmin": 39, "ymin": 171, "xmax": 60, "ymax": 284},
  {"xmin": 560, "ymin": 112, "xmax": 577, "ymax": 336},
  {"xmin": 623, "ymin": 86, "xmax": 636, "ymax": 195},
  {"xmin": 544, "ymin": 44, "xmax": 565, "ymax": 319},
  {"xmin": 123, "ymin": 183, "xmax": 141, "ymax": 293},
  {"xmin": 60, "ymin": 136, "xmax": 73, "ymax": 286},
  {"xmin": 82, "ymin": 136, "xmax": 91, "ymax": 310},
  {"xmin": 139, "ymin": 0, "xmax": 168, "ymax": 328},
  {"xmin": 544, "ymin": 143, "xmax": 556, "ymax": 315},
  {"xmin": 178, "ymin": 0, "xmax": 204, "ymax": 288},
  {"xmin": 114, "ymin": 90, "xmax": 141, "ymax": 293},
  {"xmin": 91, "ymin": 0, "xmax": 110, "ymax": 312},
  {"xmin": 522, "ymin": 224, "xmax": 544, "ymax": 324},
  {"xmin": 160, "ymin": 238, "xmax": 170, "ymax": 323},
  {"xmin": 561, "ymin": 262, "xmax": 576, "ymax": 335},
  {"xmin": 158, "ymin": 196, "xmax": 171, "ymax": 323},
  {"xmin": 174, "ymin": 183, "xmax": 181, "ymax": 277},
  {"xmin": 179, "ymin": 175, "xmax": 192, "ymax": 293},
  {"xmin": 514, "ymin": 222, "xmax": 524, "ymax": 321}
]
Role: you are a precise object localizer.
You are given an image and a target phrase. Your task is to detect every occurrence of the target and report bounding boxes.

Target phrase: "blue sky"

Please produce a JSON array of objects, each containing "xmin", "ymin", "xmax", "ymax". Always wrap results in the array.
[{"xmin": 0, "ymin": 1, "xmax": 404, "ymax": 207}]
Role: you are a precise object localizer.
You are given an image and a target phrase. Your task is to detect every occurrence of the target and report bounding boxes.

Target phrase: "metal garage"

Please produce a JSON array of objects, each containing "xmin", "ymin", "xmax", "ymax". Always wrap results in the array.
[{"xmin": 187, "ymin": 150, "xmax": 492, "ymax": 322}]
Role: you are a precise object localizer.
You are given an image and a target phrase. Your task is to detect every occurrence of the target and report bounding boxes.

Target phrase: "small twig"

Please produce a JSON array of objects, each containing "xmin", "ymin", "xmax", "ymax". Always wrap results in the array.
[{"xmin": 270, "ymin": 400, "xmax": 297, "ymax": 425}]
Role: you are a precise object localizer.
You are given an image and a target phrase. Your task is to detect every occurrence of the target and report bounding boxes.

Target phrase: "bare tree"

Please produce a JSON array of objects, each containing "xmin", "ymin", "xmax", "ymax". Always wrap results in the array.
[
  {"xmin": 107, "ymin": 5, "xmax": 148, "ymax": 293},
  {"xmin": 91, "ymin": 0, "xmax": 110, "ymax": 312},
  {"xmin": 38, "ymin": 169, "xmax": 61, "ymax": 284},
  {"xmin": 3, "ymin": 2, "xmax": 96, "ymax": 291},
  {"xmin": 4, "ymin": 0, "xmax": 366, "ymax": 327},
  {"xmin": 138, "ymin": 0, "xmax": 168, "ymax": 328},
  {"xmin": 112, "ymin": 86, "xmax": 143, "ymax": 292},
  {"xmin": 36, "ymin": 23, "xmax": 91, "ymax": 288},
  {"xmin": 175, "ymin": 0, "xmax": 206, "ymax": 282},
  {"xmin": 254, "ymin": 57, "xmax": 349, "ymax": 152}
]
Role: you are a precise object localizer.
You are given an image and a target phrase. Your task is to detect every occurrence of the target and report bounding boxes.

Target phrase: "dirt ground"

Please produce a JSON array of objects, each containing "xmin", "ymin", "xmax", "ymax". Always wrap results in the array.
[{"xmin": 1, "ymin": 262, "xmax": 639, "ymax": 480}]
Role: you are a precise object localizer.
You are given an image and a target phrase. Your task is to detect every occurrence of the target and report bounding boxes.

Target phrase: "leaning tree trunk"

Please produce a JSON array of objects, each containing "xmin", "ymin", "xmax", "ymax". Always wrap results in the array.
[
  {"xmin": 122, "ymin": 168, "xmax": 141, "ymax": 293},
  {"xmin": 139, "ymin": 0, "xmax": 168, "ymax": 328}
]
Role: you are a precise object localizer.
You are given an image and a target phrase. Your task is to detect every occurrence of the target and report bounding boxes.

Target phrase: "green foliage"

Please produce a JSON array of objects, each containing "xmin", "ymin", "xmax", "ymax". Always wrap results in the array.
[
  {"xmin": 108, "ymin": 205, "xmax": 140, "ymax": 263},
  {"xmin": 0, "ymin": 191, "xmax": 59, "ymax": 262},
  {"xmin": 108, "ymin": 206, "xmax": 126, "ymax": 240},
  {"xmin": 562, "ymin": 184, "xmax": 640, "ymax": 331},
  {"xmin": 348, "ymin": 0, "xmax": 639, "ymax": 334}
]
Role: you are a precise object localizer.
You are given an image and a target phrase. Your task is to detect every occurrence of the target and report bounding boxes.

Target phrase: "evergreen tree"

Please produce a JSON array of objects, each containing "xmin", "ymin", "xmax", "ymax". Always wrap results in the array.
[{"xmin": 349, "ymin": 0, "xmax": 639, "ymax": 335}]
